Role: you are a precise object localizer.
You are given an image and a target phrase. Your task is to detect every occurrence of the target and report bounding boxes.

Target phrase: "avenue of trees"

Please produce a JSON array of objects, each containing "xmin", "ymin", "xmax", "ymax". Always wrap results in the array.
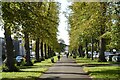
[
  {"xmin": 58, "ymin": 39, "xmax": 67, "ymax": 52},
  {"xmin": 1, "ymin": 2, "xmax": 60, "ymax": 71},
  {"xmin": 68, "ymin": 2, "xmax": 120, "ymax": 61}
]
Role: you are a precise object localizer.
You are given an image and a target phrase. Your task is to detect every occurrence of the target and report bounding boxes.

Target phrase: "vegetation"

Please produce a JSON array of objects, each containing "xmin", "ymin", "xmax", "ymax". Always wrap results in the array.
[
  {"xmin": 68, "ymin": 2, "xmax": 120, "ymax": 78},
  {"xmin": 58, "ymin": 39, "xmax": 66, "ymax": 53},
  {"xmin": 76, "ymin": 57, "xmax": 119, "ymax": 65},
  {"xmin": 1, "ymin": 56, "xmax": 58, "ymax": 80},
  {"xmin": 68, "ymin": 2, "xmax": 120, "ymax": 61},
  {"xmin": 1, "ymin": 2, "xmax": 60, "ymax": 71},
  {"xmin": 1, "ymin": 1, "xmax": 120, "ymax": 79},
  {"xmin": 75, "ymin": 57, "xmax": 120, "ymax": 79},
  {"xmin": 84, "ymin": 66, "xmax": 120, "ymax": 79}
]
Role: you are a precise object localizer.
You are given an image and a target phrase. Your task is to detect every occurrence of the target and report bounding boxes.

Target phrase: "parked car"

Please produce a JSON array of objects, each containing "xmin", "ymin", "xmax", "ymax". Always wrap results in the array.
[
  {"xmin": 16, "ymin": 55, "xmax": 24, "ymax": 66},
  {"xmin": 104, "ymin": 51, "xmax": 114, "ymax": 56},
  {"xmin": 88, "ymin": 51, "xmax": 99, "ymax": 58},
  {"xmin": 105, "ymin": 51, "xmax": 120, "ymax": 62},
  {"xmin": 105, "ymin": 54, "xmax": 115, "ymax": 61},
  {"xmin": 31, "ymin": 52, "xmax": 35, "ymax": 58},
  {"xmin": 112, "ymin": 54, "xmax": 120, "ymax": 62}
]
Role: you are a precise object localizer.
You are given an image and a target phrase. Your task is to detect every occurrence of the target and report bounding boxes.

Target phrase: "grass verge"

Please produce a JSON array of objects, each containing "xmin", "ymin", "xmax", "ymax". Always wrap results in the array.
[
  {"xmin": 84, "ymin": 66, "xmax": 120, "ymax": 79},
  {"xmin": 1, "ymin": 56, "xmax": 57, "ymax": 80},
  {"xmin": 76, "ymin": 57, "xmax": 110, "ymax": 65},
  {"xmin": 75, "ymin": 57, "xmax": 120, "ymax": 79}
]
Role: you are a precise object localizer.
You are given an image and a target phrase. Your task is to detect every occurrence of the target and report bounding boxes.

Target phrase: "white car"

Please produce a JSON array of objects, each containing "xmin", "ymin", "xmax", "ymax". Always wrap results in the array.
[
  {"xmin": 112, "ymin": 54, "xmax": 120, "ymax": 62},
  {"xmin": 105, "ymin": 54, "xmax": 115, "ymax": 62}
]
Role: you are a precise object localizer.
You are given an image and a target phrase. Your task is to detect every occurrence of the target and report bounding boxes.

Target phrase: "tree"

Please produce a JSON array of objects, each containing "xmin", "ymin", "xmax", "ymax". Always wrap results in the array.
[
  {"xmin": 68, "ymin": 2, "xmax": 113, "ymax": 61},
  {"xmin": 2, "ymin": 2, "xmax": 60, "ymax": 69},
  {"xmin": 109, "ymin": 2, "xmax": 120, "ymax": 50},
  {"xmin": 98, "ymin": 3, "xmax": 107, "ymax": 62},
  {"xmin": 35, "ymin": 38, "xmax": 40, "ymax": 62},
  {"xmin": 58, "ymin": 39, "xmax": 66, "ymax": 53},
  {"xmin": 2, "ymin": 2, "xmax": 20, "ymax": 71}
]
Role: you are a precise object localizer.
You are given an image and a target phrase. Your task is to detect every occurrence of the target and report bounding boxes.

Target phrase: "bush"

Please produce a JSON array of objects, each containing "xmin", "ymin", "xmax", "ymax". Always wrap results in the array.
[
  {"xmin": 2, "ymin": 64, "xmax": 9, "ymax": 72},
  {"xmin": 21, "ymin": 58, "xmax": 26, "ymax": 66}
]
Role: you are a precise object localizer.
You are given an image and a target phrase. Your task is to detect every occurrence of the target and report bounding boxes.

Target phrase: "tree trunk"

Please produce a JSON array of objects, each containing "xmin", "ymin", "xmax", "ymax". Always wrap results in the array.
[
  {"xmin": 35, "ymin": 38, "xmax": 40, "ymax": 62},
  {"xmin": 4, "ymin": 24, "xmax": 18, "ymax": 72},
  {"xmin": 85, "ymin": 41, "xmax": 89, "ymax": 58},
  {"xmin": 98, "ymin": 3, "xmax": 107, "ymax": 62},
  {"xmin": 91, "ymin": 36, "xmax": 94, "ymax": 60},
  {"xmin": 78, "ymin": 45, "xmax": 84, "ymax": 57},
  {"xmin": 51, "ymin": 48, "xmax": 54, "ymax": 57},
  {"xmin": 48, "ymin": 46, "xmax": 50, "ymax": 58},
  {"xmin": 53, "ymin": 50, "xmax": 56, "ymax": 56},
  {"xmin": 78, "ymin": 46, "xmax": 82, "ymax": 57},
  {"xmin": 40, "ymin": 41, "xmax": 44, "ymax": 61},
  {"xmin": 99, "ymin": 38, "xmax": 106, "ymax": 62},
  {"xmin": 44, "ymin": 43, "xmax": 47, "ymax": 59},
  {"xmin": 97, "ymin": 40, "xmax": 99, "ymax": 53},
  {"xmin": 24, "ymin": 32, "xmax": 33, "ymax": 66},
  {"xmin": 49, "ymin": 47, "xmax": 52, "ymax": 58}
]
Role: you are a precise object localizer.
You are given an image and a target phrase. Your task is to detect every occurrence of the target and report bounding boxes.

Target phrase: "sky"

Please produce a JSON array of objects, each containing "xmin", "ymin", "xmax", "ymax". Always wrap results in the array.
[
  {"xmin": 0, "ymin": 1, "xmax": 70, "ymax": 45},
  {"xmin": 57, "ymin": 1, "xmax": 70, "ymax": 45}
]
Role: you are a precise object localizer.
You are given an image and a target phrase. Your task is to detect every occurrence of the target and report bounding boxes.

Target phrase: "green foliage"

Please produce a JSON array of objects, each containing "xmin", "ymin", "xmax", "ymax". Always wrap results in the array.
[
  {"xmin": 2, "ymin": 63, "xmax": 20, "ymax": 72},
  {"xmin": 68, "ymin": 3, "xmax": 102, "ymax": 51},
  {"xmin": 2, "ymin": 2, "xmax": 60, "ymax": 49},
  {"xmin": 68, "ymin": 2, "xmax": 120, "ymax": 53},
  {"xmin": 58, "ymin": 39, "xmax": 66, "ymax": 52},
  {"xmin": 2, "ymin": 2, "xmax": 60, "ymax": 68}
]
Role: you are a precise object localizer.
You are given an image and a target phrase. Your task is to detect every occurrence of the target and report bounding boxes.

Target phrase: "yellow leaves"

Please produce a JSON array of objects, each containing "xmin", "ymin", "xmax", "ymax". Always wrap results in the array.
[{"xmin": 9, "ymin": 3, "xmax": 20, "ymax": 13}]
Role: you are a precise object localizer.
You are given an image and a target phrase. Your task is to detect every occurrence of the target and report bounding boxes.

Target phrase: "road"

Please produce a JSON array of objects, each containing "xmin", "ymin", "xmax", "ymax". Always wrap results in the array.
[{"xmin": 39, "ymin": 56, "xmax": 92, "ymax": 80}]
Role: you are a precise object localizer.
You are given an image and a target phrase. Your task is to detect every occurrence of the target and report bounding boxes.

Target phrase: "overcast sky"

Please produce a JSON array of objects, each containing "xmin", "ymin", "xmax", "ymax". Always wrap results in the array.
[{"xmin": 57, "ymin": 0, "xmax": 71, "ymax": 45}]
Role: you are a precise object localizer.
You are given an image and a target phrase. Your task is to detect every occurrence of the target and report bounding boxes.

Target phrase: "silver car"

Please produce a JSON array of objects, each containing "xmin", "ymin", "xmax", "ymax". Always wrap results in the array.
[{"xmin": 112, "ymin": 54, "xmax": 120, "ymax": 62}]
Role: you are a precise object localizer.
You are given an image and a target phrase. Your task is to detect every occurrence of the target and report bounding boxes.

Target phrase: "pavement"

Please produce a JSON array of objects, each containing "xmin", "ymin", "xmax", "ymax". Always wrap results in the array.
[{"xmin": 39, "ymin": 55, "xmax": 92, "ymax": 80}]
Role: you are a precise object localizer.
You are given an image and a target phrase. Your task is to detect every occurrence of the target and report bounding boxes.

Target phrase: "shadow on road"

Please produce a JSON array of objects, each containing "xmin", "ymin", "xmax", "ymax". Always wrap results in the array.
[
  {"xmin": 39, "ymin": 77, "xmax": 92, "ymax": 80},
  {"xmin": 53, "ymin": 64, "xmax": 82, "ymax": 67},
  {"xmin": 44, "ymin": 72, "xmax": 89, "ymax": 75},
  {"xmin": 57, "ymin": 62, "xmax": 76, "ymax": 63}
]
